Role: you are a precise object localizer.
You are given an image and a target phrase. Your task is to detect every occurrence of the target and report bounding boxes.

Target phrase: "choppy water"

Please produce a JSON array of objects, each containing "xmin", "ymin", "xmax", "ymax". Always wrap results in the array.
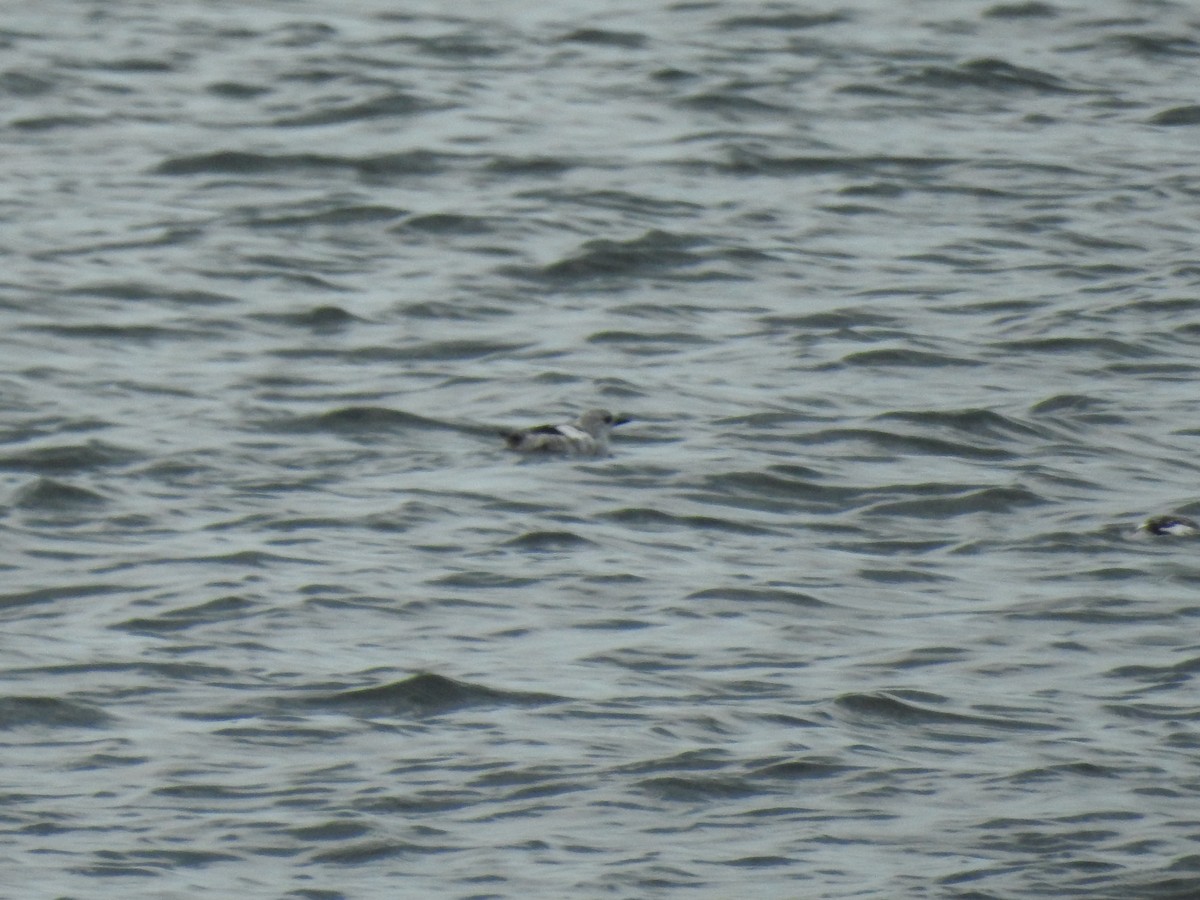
[{"xmin": 4, "ymin": 0, "xmax": 1200, "ymax": 897}]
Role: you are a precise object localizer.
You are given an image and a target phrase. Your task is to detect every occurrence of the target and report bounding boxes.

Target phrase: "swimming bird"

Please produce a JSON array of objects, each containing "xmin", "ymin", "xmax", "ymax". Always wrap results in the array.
[
  {"xmin": 1137, "ymin": 514, "xmax": 1200, "ymax": 536},
  {"xmin": 501, "ymin": 408, "xmax": 630, "ymax": 456}
]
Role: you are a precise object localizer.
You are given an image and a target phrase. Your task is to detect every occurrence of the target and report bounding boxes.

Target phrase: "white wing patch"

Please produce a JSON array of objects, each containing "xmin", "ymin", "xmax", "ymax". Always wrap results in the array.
[{"xmin": 555, "ymin": 424, "xmax": 591, "ymax": 441}]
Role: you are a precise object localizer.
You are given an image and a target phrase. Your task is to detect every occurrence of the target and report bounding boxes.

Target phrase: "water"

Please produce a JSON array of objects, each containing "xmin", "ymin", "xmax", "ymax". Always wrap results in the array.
[{"xmin": 3, "ymin": 0, "xmax": 1200, "ymax": 896}]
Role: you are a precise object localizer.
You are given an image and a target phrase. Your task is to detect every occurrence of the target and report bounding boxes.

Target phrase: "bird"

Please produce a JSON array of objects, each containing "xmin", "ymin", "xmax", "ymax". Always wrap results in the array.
[
  {"xmin": 1137, "ymin": 514, "xmax": 1200, "ymax": 536},
  {"xmin": 501, "ymin": 408, "xmax": 630, "ymax": 456}
]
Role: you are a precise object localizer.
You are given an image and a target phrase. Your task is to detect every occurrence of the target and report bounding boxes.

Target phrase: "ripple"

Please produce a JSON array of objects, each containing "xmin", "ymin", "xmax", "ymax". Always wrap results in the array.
[
  {"xmin": 522, "ymin": 230, "xmax": 711, "ymax": 284},
  {"xmin": 863, "ymin": 485, "xmax": 1046, "ymax": 517},
  {"xmin": 902, "ymin": 57, "xmax": 1079, "ymax": 93},
  {"xmin": 721, "ymin": 12, "xmax": 848, "ymax": 29},
  {"xmin": 267, "ymin": 407, "xmax": 462, "ymax": 437},
  {"xmin": 1149, "ymin": 105, "xmax": 1200, "ymax": 126},
  {"xmin": 271, "ymin": 92, "xmax": 432, "ymax": 127},
  {"xmin": 834, "ymin": 348, "xmax": 985, "ymax": 368},
  {"xmin": 314, "ymin": 673, "xmax": 563, "ymax": 718},
  {"xmin": 153, "ymin": 149, "xmax": 451, "ymax": 177},
  {"xmin": 502, "ymin": 530, "xmax": 596, "ymax": 551},
  {"xmin": 685, "ymin": 587, "xmax": 828, "ymax": 607},
  {"xmin": 0, "ymin": 441, "xmax": 139, "ymax": 474},
  {"xmin": 559, "ymin": 28, "xmax": 647, "ymax": 49},
  {"xmin": 834, "ymin": 692, "xmax": 1055, "ymax": 732},
  {"xmin": 257, "ymin": 304, "xmax": 362, "ymax": 331},
  {"xmin": 11, "ymin": 477, "xmax": 107, "ymax": 510},
  {"xmin": 0, "ymin": 695, "xmax": 112, "ymax": 729}
]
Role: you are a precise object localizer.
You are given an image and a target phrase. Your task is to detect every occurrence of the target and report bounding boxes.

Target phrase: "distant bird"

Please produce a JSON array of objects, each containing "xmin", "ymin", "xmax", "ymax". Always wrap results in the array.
[
  {"xmin": 1137, "ymin": 514, "xmax": 1200, "ymax": 536},
  {"xmin": 501, "ymin": 408, "xmax": 630, "ymax": 456}
]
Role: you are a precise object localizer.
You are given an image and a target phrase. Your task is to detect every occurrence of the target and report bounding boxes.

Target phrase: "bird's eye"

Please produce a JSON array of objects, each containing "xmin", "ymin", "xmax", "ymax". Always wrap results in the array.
[{"xmin": 602, "ymin": 414, "xmax": 613, "ymax": 424}]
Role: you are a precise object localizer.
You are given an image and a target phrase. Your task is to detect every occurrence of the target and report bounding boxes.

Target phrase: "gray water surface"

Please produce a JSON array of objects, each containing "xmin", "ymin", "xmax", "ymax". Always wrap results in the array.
[{"xmin": 4, "ymin": 1, "xmax": 1200, "ymax": 897}]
